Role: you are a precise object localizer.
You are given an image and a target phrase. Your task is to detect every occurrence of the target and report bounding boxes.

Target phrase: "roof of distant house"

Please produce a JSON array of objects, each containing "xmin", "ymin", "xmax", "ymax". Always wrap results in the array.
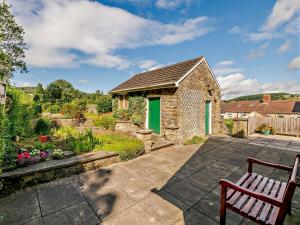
[
  {"xmin": 221, "ymin": 100, "xmax": 300, "ymax": 115},
  {"xmin": 110, "ymin": 56, "xmax": 206, "ymax": 93}
]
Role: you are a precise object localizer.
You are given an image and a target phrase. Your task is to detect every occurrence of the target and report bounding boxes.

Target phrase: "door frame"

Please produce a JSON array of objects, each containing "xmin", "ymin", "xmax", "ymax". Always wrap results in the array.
[
  {"xmin": 146, "ymin": 96, "xmax": 161, "ymax": 134},
  {"xmin": 205, "ymin": 101, "xmax": 212, "ymax": 135}
]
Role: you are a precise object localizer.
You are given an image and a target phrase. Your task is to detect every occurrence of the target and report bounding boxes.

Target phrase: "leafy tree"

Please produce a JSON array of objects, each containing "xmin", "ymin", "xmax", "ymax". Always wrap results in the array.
[
  {"xmin": 46, "ymin": 79, "xmax": 74, "ymax": 101},
  {"xmin": 97, "ymin": 95, "xmax": 112, "ymax": 113},
  {"xmin": 0, "ymin": 2, "xmax": 27, "ymax": 79}
]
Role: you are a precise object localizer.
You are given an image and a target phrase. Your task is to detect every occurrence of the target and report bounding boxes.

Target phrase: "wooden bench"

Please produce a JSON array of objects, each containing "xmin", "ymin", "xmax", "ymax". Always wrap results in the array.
[{"xmin": 219, "ymin": 154, "xmax": 299, "ymax": 225}]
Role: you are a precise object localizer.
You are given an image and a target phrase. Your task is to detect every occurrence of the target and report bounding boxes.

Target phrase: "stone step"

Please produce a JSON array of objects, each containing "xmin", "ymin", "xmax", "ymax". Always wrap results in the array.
[{"xmin": 151, "ymin": 141, "xmax": 174, "ymax": 151}]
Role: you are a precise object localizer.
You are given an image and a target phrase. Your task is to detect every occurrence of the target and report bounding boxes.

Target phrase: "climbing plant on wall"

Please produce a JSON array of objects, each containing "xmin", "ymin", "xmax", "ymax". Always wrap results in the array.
[{"xmin": 128, "ymin": 96, "xmax": 145, "ymax": 126}]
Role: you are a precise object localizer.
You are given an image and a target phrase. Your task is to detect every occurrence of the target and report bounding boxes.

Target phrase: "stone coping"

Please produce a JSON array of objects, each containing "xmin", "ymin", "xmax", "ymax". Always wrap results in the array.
[
  {"xmin": 137, "ymin": 129, "xmax": 152, "ymax": 134},
  {"xmin": 0, "ymin": 151, "xmax": 118, "ymax": 179}
]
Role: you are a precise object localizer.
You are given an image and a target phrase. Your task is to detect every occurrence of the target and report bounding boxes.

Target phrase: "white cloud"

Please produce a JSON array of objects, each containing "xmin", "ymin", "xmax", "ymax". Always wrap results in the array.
[
  {"xmin": 247, "ymin": 42, "xmax": 269, "ymax": 60},
  {"xmin": 9, "ymin": 0, "xmax": 213, "ymax": 69},
  {"xmin": 229, "ymin": 26, "xmax": 241, "ymax": 34},
  {"xmin": 217, "ymin": 73, "xmax": 300, "ymax": 99},
  {"xmin": 155, "ymin": 0, "xmax": 194, "ymax": 9},
  {"xmin": 277, "ymin": 41, "xmax": 291, "ymax": 53},
  {"xmin": 213, "ymin": 60, "xmax": 243, "ymax": 76},
  {"xmin": 262, "ymin": 0, "xmax": 300, "ymax": 32},
  {"xmin": 288, "ymin": 56, "xmax": 300, "ymax": 70},
  {"xmin": 137, "ymin": 59, "xmax": 163, "ymax": 71},
  {"xmin": 79, "ymin": 79, "xmax": 88, "ymax": 83},
  {"xmin": 248, "ymin": 0, "xmax": 300, "ymax": 42}
]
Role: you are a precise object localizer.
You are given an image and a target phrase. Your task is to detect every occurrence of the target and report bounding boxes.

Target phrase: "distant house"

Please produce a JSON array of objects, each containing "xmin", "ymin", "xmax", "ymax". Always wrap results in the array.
[
  {"xmin": 110, "ymin": 56, "xmax": 222, "ymax": 143},
  {"xmin": 221, "ymin": 95, "xmax": 300, "ymax": 119}
]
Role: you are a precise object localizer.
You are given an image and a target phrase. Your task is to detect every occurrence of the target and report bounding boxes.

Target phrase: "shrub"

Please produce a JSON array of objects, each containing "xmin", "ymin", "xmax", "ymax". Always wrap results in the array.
[
  {"xmin": 71, "ymin": 99, "xmax": 87, "ymax": 111},
  {"xmin": 0, "ymin": 115, "xmax": 17, "ymax": 172},
  {"xmin": 98, "ymin": 133, "xmax": 144, "ymax": 160},
  {"xmin": 61, "ymin": 103, "xmax": 77, "ymax": 117},
  {"xmin": 94, "ymin": 114, "xmax": 115, "ymax": 130},
  {"xmin": 131, "ymin": 112, "xmax": 143, "ymax": 126},
  {"xmin": 113, "ymin": 108, "xmax": 130, "ymax": 120},
  {"xmin": 6, "ymin": 86, "xmax": 35, "ymax": 138},
  {"xmin": 52, "ymin": 127, "xmax": 80, "ymax": 140},
  {"xmin": 97, "ymin": 95, "xmax": 112, "ymax": 113},
  {"xmin": 224, "ymin": 119, "xmax": 233, "ymax": 134},
  {"xmin": 34, "ymin": 141, "xmax": 55, "ymax": 150},
  {"xmin": 34, "ymin": 104, "xmax": 43, "ymax": 115},
  {"xmin": 67, "ymin": 129, "xmax": 99, "ymax": 154},
  {"xmin": 48, "ymin": 104, "xmax": 61, "ymax": 114},
  {"xmin": 52, "ymin": 149, "xmax": 64, "ymax": 159},
  {"xmin": 183, "ymin": 136, "xmax": 206, "ymax": 145},
  {"xmin": 34, "ymin": 118, "xmax": 53, "ymax": 135}
]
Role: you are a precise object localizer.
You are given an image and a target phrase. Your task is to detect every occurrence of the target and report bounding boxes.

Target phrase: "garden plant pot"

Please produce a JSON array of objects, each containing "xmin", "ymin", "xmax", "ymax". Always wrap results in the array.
[{"xmin": 263, "ymin": 130, "xmax": 271, "ymax": 135}]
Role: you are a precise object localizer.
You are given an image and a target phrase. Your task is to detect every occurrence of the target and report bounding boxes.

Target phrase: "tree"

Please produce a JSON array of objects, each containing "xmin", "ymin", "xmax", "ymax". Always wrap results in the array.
[
  {"xmin": 0, "ymin": 2, "xmax": 27, "ymax": 79},
  {"xmin": 46, "ymin": 80, "xmax": 74, "ymax": 101}
]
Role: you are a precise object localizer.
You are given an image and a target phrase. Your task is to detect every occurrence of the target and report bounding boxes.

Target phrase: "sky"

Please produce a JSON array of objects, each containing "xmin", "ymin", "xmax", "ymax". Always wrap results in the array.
[{"xmin": 7, "ymin": 0, "xmax": 300, "ymax": 99}]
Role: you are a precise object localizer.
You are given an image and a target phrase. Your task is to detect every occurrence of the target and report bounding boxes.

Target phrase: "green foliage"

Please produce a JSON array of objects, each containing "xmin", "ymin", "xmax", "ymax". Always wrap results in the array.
[
  {"xmin": 128, "ymin": 96, "xmax": 145, "ymax": 125},
  {"xmin": 0, "ymin": 113, "xmax": 16, "ymax": 172},
  {"xmin": 6, "ymin": 86, "xmax": 34, "ymax": 138},
  {"xmin": 46, "ymin": 79, "xmax": 74, "ymax": 101},
  {"xmin": 113, "ymin": 108, "xmax": 130, "ymax": 120},
  {"xmin": 112, "ymin": 98, "xmax": 118, "ymax": 112},
  {"xmin": 34, "ymin": 118, "xmax": 52, "ymax": 135},
  {"xmin": 94, "ymin": 114, "xmax": 115, "ymax": 130},
  {"xmin": 52, "ymin": 127, "xmax": 79, "ymax": 140},
  {"xmin": 67, "ymin": 129, "xmax": 99, "ymax": 154},
  {"xmin": 48, "ymin": 104, "xmax": 61, "ymax": 114},
  {"xmin": 52, "ymin": 149, "xmax": 64, "ymax": 159},
  {"xmin": 72, "ymin": 99, "xmax": 87, "ymax": 111},
  {"xmin": 183, "ymin": 136, "xmax": 206, "ymax": 145},
  {"xmin": 131, "ymin": 112, "xmax": 143, "ymax": 126},
  {"xmin": 97, "ymin": 95, "xmax": 112, "ymax": 113},
  {"xmin": 34, "ymin": 104, "xmax": 42, "ymax": 115},
  {"xmin": 0, "ymin": 2, "xmax": 27, "ymax": 79},
  {"xmin": 227, "ymin": 93, "xmax": 300, "ymax": 102},
  {"xmin": 224, "ymin": 119, "xmax": 233, "ymax": 134},
  {"xmin": 34, "ymin": 141, "xmax": 55, "ymax": 151},
  {"xmin": 99, "ymin": 133, "xmax": 144, "ymax": 160}
]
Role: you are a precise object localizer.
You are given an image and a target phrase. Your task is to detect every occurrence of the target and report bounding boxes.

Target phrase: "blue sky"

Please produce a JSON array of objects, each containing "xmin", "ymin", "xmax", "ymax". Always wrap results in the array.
[{"xmin": 9, "ymin": 0, "xmax": 300, "ymax": 99}]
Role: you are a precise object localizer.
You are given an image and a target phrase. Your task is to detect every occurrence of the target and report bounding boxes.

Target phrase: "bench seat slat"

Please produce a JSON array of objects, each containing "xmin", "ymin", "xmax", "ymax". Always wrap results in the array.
[
  {"xmin": 249, "ymin": 178, "xmax": 275, "ymax": 218},
  {"xmin": 266, "ymin": 182, "xmax": 287, "ymax": 225},
  {"xmin": 227, "ymin": 172, "xmax": 250, "ymax": 199},
  {"xmin": 257, "ymin": 180, "xmax": 281, "ymax": 222},
  {"xmin": 227, "ymin": 173, "xmax": 257, "ymax": 205},
  {"xmin": 241, "ymin": 176, "xmax": 269, "ymax": 214},
  {"xmin": 233, "ymin": 175, "xmax": 263, "ymax": 210}
]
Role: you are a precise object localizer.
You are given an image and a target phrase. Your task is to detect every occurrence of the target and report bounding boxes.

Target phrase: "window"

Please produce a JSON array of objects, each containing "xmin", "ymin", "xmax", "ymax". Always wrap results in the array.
[{"xmin": 227, "ymin": 113, "xmax": 232, "ymax": 118}]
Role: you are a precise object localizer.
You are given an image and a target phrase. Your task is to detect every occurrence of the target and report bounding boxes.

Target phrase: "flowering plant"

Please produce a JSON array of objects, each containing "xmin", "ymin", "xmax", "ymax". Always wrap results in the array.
[
  {"xmin": 17, "ymin": 151, "xmax": 31, "ymax": 166},
  {"xmin": 39, "ymin": 151, "xmax": 49, "ymax": 161},
  {"xmin": 39, "ymin": 135, "xmax": 48, "ymax": 143},
  {"xmin": 52, "ymin": 149, "xmax": 64, "ymax": 160}
]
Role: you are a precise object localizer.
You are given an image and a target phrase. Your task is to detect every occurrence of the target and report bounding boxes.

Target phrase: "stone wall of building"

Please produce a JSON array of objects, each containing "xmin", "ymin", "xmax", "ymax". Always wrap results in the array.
[{"xmin": 176, "ymin": 61, "xmax": 222, "ymax": 142}]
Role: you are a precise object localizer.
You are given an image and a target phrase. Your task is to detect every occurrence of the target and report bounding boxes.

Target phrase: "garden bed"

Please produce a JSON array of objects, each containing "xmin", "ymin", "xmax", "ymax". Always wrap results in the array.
[{"xmin": 0, "ymin": 150, "xmax": 119, "ymax": 196}]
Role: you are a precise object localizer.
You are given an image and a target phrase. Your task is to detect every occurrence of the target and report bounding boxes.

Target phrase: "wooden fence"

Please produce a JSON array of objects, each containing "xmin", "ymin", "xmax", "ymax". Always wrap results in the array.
[{"xmin": 248, "ymin": 117, "xmax": 300, "ymax": 136}]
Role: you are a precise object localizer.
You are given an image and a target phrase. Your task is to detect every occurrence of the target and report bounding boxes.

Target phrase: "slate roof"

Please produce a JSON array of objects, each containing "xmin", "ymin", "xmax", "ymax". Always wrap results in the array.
[
  {"xmin": 221, "ymin": 100, "xmax": 300, "ymax": 115},
  {"xmin": 110, "ymin": 56, "xmax": 203, "ymax": 93}
]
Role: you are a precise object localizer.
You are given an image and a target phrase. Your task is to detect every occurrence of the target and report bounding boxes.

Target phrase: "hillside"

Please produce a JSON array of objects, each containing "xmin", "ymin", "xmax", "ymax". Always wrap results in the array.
[{"xmin": 227, "ymin": 93, "xmax": 300, "ymax": 102}]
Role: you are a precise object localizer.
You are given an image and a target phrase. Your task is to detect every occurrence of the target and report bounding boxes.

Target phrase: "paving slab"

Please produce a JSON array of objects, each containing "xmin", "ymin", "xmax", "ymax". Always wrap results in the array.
[
  {"xmin": 0, "ymin": 190, "xmax": 40, "ymax": 225},
  {"xmin": 38, "ymin": 182, "xmax": 85, "ymax": 216},
  {"xmin": 43, "ymin": 201, "xmax": 99, "ymax": 225}
]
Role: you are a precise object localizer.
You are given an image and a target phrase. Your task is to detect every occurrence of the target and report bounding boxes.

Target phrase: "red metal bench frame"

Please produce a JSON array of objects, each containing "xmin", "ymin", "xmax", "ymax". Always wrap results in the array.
[{"xmin": 219, "ymin": 155, "xmax": 299, "ymax": 225}]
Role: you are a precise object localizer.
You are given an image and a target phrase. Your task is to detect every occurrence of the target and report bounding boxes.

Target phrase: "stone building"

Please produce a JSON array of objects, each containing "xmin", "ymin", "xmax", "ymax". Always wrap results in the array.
[{"xmin": 110, "ymin": 56, "xmax": 222, "ymax": 143}]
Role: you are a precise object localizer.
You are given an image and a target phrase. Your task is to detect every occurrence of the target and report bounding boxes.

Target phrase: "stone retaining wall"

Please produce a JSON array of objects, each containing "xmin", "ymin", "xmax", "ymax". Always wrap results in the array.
[
  {"xmin": 115, "ymin": 120, "xmax": 140, "ymax": 135},
  {"xmin": 0, "ymin": 151, "xmax": 119, "ymax": 196}
]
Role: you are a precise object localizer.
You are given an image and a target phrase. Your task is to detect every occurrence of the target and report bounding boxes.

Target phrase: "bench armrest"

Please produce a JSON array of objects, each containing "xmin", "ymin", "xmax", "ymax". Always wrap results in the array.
[
  {"xmin": 247, "ymin": 157, "xmax": 293, "ymax": 173},
  {"xmin": 219, "ymin": 179, "xmax": 283, "ymax": 207}
]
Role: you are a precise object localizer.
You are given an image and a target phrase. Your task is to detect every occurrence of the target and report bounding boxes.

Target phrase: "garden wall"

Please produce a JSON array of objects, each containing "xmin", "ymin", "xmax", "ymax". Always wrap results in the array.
[
  {"xmin": 0, "ymin": 151, "xmax": 119, "ymax": 196},
  {"xmin": 115, "ymin": 120, "xmax": 140, "ymax": 135}
]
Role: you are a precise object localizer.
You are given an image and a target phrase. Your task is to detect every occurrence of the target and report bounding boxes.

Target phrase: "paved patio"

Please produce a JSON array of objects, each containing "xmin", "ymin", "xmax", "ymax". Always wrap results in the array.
[{"xmin": 0, "ymin": 136, "xmax": 299, "ymax": 225}]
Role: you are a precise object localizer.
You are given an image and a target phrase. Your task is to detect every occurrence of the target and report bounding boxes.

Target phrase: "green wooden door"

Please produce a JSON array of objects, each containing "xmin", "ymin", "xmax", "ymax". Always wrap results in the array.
[
  {"xmin": 148, "ymin": 98, "xmax": 160, "ymax": 134},
  {"xmin": 205, "ymin": 101, "xmax": 211, "ymax": 135}
]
